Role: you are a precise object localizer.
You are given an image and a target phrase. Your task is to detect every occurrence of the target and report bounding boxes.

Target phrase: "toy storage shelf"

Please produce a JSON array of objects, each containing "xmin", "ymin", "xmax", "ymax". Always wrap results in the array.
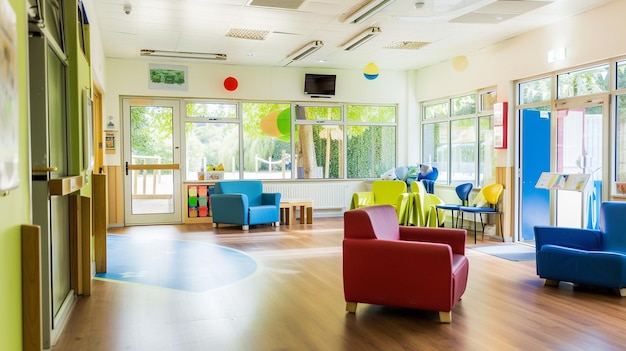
[{"xmin": 183, "ymin": 181, "xmax": 216, "ymax": 224}]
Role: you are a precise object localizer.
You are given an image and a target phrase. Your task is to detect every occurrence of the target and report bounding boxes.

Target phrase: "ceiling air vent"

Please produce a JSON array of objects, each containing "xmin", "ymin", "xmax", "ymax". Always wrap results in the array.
[
  {"xmin": 384, "ymin": 41, "xmax": 430, "ymax": 50},
  {"xmin": 247, "ymin": 0, "xmax": 306, "ymax": 10},
  {"xmin": 226, "ymin": 28, "xmax": 271, "ymax": 40}
]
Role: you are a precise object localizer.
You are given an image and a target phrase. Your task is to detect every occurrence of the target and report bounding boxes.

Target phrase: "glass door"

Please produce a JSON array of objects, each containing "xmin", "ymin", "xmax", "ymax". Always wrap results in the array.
[
  {"xmin": 555, "ymin": 97, "xmax": 609, "ymax": 228},
  {"xmin": 123, "ymin": 98, "xmax": 182, "ymax": 224}
]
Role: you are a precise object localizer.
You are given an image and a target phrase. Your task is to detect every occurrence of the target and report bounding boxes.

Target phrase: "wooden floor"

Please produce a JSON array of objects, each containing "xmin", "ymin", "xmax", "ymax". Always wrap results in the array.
[{"xmin": 52, "ymin": 218, "xmax": 626, "ymax": 351}]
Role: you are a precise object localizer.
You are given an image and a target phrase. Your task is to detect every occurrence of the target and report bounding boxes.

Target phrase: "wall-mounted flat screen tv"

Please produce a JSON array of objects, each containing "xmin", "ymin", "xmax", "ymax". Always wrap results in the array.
[{"xmin": 304, "ymin": 74, "xmax": 336, "ymax": 96}]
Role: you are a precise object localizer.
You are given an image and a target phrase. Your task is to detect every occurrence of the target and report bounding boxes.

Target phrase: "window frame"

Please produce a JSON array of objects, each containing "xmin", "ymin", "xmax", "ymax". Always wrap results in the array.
[
  {"xmin": 181, "ymin": 99, "xmax": 398, "ymax": 181},
  {"xmin": 421, "ymin": 88, "xmax": 496, "ymax": 187}
]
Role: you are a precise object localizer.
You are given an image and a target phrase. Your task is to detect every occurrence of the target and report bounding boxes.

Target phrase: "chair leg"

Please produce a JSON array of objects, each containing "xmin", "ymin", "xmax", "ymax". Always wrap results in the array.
[
  {"xmin": 545, "ymin": 279, "xmax": 559, "ymax": 287},
  {"xmin": 617, "ymin": 288, "xmax": 626, "ymax": 297},
  {"xmin": 439, "ymin": 311, "xmax": 452, "ymax": 323},
  {"xmin": 346, "ymin": 302, "xmax": 357, "ymax": 313},
  {"xmin": 242, "ymin": 225, "xmax": 249, "ymax": 231},
  {"xmin": 473, "ymin": 213, "xmax": 477, "ymax": 244},
  {"xmin": 499, "ymin": 213, "xmax": 504, "ymax": 242},
  {"xmin": 479, "ymin": 213, "xmax": 486, "ymax": 242}
]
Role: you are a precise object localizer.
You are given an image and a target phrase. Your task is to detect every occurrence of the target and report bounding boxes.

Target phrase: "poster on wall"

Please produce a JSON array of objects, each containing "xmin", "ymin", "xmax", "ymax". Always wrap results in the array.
[
  {"xmin": 148, "ymin": 64, "xmax": 188, "ymax": 91},
  {"xmin": 0, "ymin": 0, "xmax": 18, "ymax": 192}
]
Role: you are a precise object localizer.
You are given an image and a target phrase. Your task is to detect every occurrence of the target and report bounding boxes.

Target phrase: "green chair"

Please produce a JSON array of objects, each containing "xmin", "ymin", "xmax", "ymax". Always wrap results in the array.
[
  {"xmin": 408, "ymin": 181, "xmax": 446, "ymax": 227},
  {"xmin": 350, "ymin": 180, "xmax": 410, "ymax": 225}
]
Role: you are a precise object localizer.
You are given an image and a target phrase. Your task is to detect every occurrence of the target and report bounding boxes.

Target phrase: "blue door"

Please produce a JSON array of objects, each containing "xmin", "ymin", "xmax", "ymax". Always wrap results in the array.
[{"xmin": 520, "ymin": 109, "xmax": 551, "ymax": 241}]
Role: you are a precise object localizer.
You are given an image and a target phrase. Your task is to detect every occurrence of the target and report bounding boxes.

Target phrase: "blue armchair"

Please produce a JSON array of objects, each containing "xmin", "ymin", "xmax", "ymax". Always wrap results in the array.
[
  {"xmin": 534, "ymin": 201, "xmax": 626, "ymax": 296},
  {"xmin": 210, "ymin": 180, "xmax": 281, "ymax": 230}
]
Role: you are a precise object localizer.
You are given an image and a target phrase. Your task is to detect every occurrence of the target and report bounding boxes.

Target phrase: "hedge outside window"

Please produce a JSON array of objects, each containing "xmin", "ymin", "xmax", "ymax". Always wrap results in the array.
[
  {"xmin": 183, "ymin": 101, "xmax": 397, "ymax": 180},
  {"xmin": 346, "ymin": 105, "xmax": 396, "ymax": 179},
  {"xmin": 294, "ymin": 105, "xmax": 343, "ymax": 179}
]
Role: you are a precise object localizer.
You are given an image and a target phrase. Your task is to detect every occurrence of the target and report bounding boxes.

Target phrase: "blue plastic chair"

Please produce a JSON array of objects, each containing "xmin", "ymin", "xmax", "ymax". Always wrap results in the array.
[
  {"xmin": 459, "ymin": 183, "xmax": 504, "ymax": 244},
  {"xmin": 435, "ymin": 183, "xmax": 473, "ymax": 228}
]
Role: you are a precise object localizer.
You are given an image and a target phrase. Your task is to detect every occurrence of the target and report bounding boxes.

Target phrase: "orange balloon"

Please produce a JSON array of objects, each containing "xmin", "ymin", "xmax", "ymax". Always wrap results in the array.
[{"xmin": 260, "ymin": 111, "xmax": 281, "ymax": 137}]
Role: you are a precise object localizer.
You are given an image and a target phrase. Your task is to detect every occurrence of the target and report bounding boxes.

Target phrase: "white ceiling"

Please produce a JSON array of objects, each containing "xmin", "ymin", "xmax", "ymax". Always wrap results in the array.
[{"xmin": 90, "ymin": 0, "xmax": 617, "ymax": 70}]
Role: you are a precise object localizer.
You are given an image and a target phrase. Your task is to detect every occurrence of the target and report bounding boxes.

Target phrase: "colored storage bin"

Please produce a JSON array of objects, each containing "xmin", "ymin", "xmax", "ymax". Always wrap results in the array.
[
  {"xmin": 188, "ymin": 186, "xmax": 198, "ymax": 197},
  {"xmin": 188, "ymin": 206, "xmax": 198, "ymax": 217},
  {"xmin": 198, "ymin": 206, "xmax": 209, "ymax": 217},
  {"xmin": 188, "ymin": 197, "xmax": 198, "ymax": 207},
  {"xmin": 198, "ymin": 197, "xmax": 208, "ymax": 207},
  {"xmin": 198, "ymin": 185, "xmax": 208, "ymax": 196}
]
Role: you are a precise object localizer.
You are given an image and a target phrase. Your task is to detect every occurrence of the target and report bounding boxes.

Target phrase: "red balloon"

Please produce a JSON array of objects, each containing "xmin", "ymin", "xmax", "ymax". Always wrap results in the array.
[{"xmin": 224, "ymin": 77, "xmax": 238, "ymax": 91}]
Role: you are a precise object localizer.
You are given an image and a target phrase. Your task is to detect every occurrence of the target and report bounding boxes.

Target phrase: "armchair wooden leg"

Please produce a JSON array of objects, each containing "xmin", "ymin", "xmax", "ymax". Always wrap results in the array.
[
  {"xmin": 544, "ymin": 279, "xmax": 559, "ymax": 287},
  {"xmin": 617, "ymin": 288, "xmax": 626, "ymax": 297},
  {"xmin": 346, "ymin": 302, "xmax": 357, "ymax": 313},
  {"xmin": 213, "ymin": 223, "xmax": 218, "ymax": 228},
  {"xmin": 242, "ymin": 225, "xmax": 249, "ymax": 231},
  {"xmin": 439, "ymin": 311, "xmax": 452, "ymax": 323},
  {"xmin": 274, "ymin": 221, "xmax": 280, "ymax": 227}
]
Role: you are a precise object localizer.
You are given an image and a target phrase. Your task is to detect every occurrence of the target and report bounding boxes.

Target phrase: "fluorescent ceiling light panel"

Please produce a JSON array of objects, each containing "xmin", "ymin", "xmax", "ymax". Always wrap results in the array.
[
  {"xmin": 342, "ymin": 27, "xmax": 381, "ymax": 51},
  {"xmin": 344, "ymin": 0, "xmax": 397, "ymax": 24},
  {"xmin": 286, "ymin": 40, "xmax": 324, "ymax": 61},
  {"xmin": 140, "ymin": 49, "xmax": 227, "ymax": 61}
]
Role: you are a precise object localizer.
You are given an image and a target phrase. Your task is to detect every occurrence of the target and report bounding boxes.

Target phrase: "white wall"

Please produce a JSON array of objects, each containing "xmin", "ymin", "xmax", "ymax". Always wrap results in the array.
[
  {"xmin": 413, "ymin": 0, "xmax": 626, "ymax": 166},
  {"xmin": 102, "ymin": 59, "xmax": 412, "ymax": 166}
]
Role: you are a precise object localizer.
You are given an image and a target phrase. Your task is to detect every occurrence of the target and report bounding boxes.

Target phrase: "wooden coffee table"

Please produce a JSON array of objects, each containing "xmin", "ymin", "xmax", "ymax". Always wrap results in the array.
[{"xmin": 279, "ymin": 200, "xmax": 313, "ymax": 225}]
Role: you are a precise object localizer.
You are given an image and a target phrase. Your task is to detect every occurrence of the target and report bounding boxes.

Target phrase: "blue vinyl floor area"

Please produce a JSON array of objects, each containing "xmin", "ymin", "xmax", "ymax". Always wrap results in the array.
[{"xmin": 95, "ymin": 234, "xmax": 258, "ymax": 292}]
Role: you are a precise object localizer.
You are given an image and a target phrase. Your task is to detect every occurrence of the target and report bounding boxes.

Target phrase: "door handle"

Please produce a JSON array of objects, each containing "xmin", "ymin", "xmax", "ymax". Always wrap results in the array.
[{"xmin": 125, "ymin": 162, "xmax": 128, "ymax": 175}]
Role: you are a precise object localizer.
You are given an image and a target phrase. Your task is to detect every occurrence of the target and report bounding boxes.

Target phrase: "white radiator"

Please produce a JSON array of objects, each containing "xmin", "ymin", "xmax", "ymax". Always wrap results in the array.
[{"xmin": 263, "ymin": 182, "xmax": 348, "ymax": 209}]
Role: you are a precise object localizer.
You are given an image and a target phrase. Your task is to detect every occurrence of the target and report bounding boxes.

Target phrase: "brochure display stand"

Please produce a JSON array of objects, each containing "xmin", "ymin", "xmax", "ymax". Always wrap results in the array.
[{"xmin": 535, "ymin": 172, "xmax": 592, "ymax": 228}]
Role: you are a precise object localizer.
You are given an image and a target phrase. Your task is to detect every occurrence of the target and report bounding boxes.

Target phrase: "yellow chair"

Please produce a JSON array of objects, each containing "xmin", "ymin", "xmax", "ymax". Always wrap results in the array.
[
  {"xmin": 407, "ymin": 181, "xmax": 446, "ymax": 227},
  {"xmin": 350, "ymin": 180, "xmax": 410, "ymax": 224},
  {"xmin": 459, "ymin": 183, "xmax": 504, "ymax": 244}
]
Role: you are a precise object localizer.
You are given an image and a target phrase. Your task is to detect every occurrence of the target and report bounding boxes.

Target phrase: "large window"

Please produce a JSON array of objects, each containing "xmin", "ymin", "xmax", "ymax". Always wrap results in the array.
[
  {"xmin": 242, "ymin": 102, "xmax": 291, "ymax": 179},
  {"xmin": 519, "ymin": 77, "xmax": 552, "ymax": 105},
  {"xmin": 184, "ymin": 102, "xmax": 240, "ymax": 180},
  {"xmin": 183, "ymin": 100, "xmax": 397, "ymax": 180},
  {"xmin": 346, "ymin": 105, "xmax": 396, "ymax": 178},
  {"xmin": 294, "ymin": 105, "xmax": 343, "ymax": 179},
  {"xmin": 557, "ymin": 64, "xmax": 609, "ymax": 99},
  {"xmin": 421, "ymin": 90, "xmax": 495, "ymax": 186}
]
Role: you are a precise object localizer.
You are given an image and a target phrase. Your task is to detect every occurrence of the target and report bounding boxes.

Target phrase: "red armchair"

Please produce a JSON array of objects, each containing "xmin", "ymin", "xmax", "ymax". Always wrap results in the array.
[{"xmin": 343, "ymin": 205, "xmax": 469, "ymax": 323}]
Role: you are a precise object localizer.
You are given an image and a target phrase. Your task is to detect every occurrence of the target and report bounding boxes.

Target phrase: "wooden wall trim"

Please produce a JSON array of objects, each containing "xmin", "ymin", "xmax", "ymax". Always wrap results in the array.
[
  {"xmin": 93, "ymin": 173, "xmax": 108, "ymax": 273},
  {"xmin": 21, "ymin": 224, "xmax": 43, "ymax": 351},
  {"xmin": 105, "ymin": 166, "xmax": 124, "ymax": 225},
  {"xmin": 81, "ymin": 196, "xmax": 92, "ymax": 296},
  {"xmin": 69, "ymin": 195, "xmax": 81, "ymax": 294},
  {"xmin": 495, "ymin": 166, "xmax": 515, "ymax": 241}
]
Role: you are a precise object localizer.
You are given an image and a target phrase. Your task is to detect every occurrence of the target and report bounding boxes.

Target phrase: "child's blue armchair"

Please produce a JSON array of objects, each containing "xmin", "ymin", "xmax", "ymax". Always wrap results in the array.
[
  {"xmin": 210, "ymin": 180, "xmax": 281, "ymax": 230},
  {"xmin": 534, "ymin": 201, "xmax": 626, "ymax": 296}
]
